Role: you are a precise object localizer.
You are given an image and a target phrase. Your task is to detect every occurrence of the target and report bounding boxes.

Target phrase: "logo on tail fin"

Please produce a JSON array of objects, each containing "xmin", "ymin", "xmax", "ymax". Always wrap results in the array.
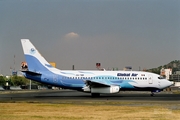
[{"xmin": 30, "ymin": 48, "xmax": 36, "ymax": 54}]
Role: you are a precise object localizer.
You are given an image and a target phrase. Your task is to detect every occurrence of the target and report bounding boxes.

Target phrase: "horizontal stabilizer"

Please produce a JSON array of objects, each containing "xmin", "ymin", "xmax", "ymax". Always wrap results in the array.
[{"xmin": 21, "ymin": 70, "xmax": 42, "ymax": 76}]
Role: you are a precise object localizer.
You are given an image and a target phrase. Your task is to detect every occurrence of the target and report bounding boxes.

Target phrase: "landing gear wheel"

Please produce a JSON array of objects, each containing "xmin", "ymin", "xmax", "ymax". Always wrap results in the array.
[
  {"xmin": 150, "ymin": 92, "xmax": 154, "ymax": 97},
  {"xmin": 91, "ymin": 93, "xmax": 100, "ymax": 98}
]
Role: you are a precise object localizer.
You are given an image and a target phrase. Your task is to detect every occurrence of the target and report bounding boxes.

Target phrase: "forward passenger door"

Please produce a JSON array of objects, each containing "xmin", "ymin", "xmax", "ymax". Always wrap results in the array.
[{"xmin": 148, "ymin": 75, "xmax": 153, "ymax": 84}]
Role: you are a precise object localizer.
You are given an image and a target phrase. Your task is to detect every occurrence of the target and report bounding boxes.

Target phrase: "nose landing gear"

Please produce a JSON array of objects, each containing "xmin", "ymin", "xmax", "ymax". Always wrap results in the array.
[{"xmin": 150, "ymin": 90, "xmax": 161, "ymax": 96}]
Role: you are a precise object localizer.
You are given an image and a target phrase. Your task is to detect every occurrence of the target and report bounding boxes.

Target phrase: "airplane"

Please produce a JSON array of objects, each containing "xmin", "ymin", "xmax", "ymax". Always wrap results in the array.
[{"xmin": 20, "ymin": 39, "xmax": 173, "ymax": 97}]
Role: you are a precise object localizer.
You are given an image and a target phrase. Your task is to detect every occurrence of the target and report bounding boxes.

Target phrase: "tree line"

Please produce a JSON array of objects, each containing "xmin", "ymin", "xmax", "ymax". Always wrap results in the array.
[
  {"xmin": 0, "ymin": 75, "xmax": 31, "ymax": 86},
  {"xmin": 147, "ymin": 60, "xmax": 180, "ymax": 74}
]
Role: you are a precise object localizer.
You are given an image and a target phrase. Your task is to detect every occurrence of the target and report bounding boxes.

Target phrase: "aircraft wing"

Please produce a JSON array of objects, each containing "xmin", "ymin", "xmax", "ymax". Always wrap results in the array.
[{"xmin": 85, "ymin": 80, "xmax": 111, "ymax": 87}]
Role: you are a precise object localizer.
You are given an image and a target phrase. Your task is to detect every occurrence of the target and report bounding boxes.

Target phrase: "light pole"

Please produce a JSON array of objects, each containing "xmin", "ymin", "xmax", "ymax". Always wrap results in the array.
[{"xmin": 30, "ymin": 80, "xmax": 31, "ymax": 90}]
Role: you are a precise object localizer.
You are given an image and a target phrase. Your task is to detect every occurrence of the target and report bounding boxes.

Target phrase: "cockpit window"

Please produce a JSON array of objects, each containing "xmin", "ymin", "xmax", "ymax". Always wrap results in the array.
[{"xmin": 158, "ymin": 76, "xmax": 165, "ymax": 79}]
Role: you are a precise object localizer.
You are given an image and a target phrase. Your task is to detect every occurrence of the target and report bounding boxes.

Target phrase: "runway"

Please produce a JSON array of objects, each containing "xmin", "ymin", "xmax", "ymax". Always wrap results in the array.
[{"xmin": 0, "ymin": 89, "xmax": 180, "ymax": 103}]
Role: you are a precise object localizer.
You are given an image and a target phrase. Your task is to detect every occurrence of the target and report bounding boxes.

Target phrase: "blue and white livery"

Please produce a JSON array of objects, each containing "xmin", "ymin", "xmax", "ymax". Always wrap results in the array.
[{"xmin": 21, "ymin": 39, "xmax": 173, "ymax": 97}]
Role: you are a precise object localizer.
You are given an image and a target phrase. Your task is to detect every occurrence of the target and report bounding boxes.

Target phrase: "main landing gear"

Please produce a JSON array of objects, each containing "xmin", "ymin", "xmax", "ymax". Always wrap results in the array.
[
  {"xmin": 91, "ymin": 93, "xmax": 100, "ymax": 98},
  {"xmin": 150, "ymin": 92, "xmax": 154, "ymax": 96}
]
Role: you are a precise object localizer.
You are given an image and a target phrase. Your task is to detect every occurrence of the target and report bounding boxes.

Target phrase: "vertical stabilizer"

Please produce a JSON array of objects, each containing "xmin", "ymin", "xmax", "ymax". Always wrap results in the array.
[{"xmin": 21, "ymin": 39, "xmax": 53, "ymax": 72}]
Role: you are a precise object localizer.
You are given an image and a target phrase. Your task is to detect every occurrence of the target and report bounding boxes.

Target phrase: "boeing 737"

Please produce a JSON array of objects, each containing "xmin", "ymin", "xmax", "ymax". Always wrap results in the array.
[{"xmin": 21, "ymin": 39, "xmax": 173, "ymax": 97}]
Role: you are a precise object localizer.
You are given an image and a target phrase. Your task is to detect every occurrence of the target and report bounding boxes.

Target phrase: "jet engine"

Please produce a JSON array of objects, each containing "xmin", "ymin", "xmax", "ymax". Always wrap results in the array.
[{"xmin": 91, "ymin": 86, "xmax": 120, "ymax": 94}]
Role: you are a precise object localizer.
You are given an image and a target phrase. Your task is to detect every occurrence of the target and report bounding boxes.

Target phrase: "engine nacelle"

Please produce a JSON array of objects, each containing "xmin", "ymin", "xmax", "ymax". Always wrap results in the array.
[
  {"xmin": 82, "ymin": 86, "xmax": 91, "ymax": 92},
  {"xmin": 91, "ymin": 86, "xmax": 120, "ymax": 94}
]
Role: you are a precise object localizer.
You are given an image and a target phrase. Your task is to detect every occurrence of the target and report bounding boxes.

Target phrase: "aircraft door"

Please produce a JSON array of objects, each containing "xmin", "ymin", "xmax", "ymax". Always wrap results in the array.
[{"xmin": 148, "ymin": 75, "xmax": 153, "ymax": 84}]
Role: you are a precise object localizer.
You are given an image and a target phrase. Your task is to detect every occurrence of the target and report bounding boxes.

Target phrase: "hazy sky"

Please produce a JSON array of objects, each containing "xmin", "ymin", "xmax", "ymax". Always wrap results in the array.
[{"xmin": 0, "ymin": 0, "xmax": 180, "ymax": 75}]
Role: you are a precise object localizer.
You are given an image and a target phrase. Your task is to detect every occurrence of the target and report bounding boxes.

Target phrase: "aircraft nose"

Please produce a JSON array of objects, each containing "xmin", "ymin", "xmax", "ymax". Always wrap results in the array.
[
  {"xmin": 170, "ymin": 81, "xmax": 174, "ymax": 86},
  {"xmin": 167, "ymin": 80, "xmax": 174, "ymax": 87}
]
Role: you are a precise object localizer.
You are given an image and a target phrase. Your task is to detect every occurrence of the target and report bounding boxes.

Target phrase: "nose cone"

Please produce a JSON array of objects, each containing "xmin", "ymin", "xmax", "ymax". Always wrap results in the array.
[
  {"xmin": 166, "ymin": 80, "xmax": 174, "ymax": 87},
  {"xmin": 170, "ymin": 81, "xmax": 174, "ymax": 86}
]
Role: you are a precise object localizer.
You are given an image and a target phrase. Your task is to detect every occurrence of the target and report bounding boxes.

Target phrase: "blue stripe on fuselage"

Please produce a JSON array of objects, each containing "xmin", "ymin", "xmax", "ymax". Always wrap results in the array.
[
  {"xmin": 25, "ymin": 54, "xmax": 52, "ymax": 72},
  {"xmin": 23, "ymin": 54, "xmax": 136, "ymax": 90},
  {"xmin": 24, "ymin": 55, "xmax": 85, "ymax": 89}
]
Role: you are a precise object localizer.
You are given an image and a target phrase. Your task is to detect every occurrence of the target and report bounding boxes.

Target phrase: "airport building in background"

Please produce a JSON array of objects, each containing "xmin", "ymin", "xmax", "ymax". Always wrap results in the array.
[
  {"xmin": 160, "ymin": 68, "xmax": 172, "ymax": 80},
  {"xmin": 170, "ymin": 71, "xmax": 180, "ymax": 82}
]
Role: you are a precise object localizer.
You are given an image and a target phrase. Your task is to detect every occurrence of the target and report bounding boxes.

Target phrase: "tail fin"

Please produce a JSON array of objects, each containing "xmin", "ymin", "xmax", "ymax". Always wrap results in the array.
[{"xmin": 21, "ymin": 39, "xmax": 53, "ymax": 73}]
